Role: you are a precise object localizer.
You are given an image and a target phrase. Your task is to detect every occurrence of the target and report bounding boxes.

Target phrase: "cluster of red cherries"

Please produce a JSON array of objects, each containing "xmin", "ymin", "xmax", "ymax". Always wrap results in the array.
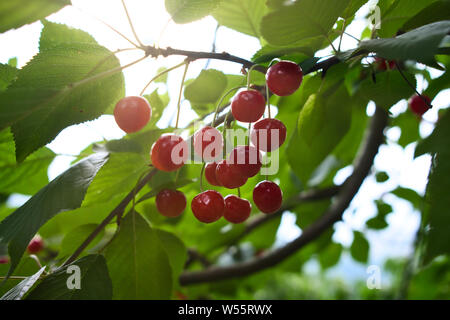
[{"xmin": 113, "ymin": 61, "xmax": 303, "ymax": 224}]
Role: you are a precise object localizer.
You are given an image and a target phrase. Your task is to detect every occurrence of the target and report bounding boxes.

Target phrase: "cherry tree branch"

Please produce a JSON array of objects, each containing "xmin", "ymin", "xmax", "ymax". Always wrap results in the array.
[
  {"xmin": 179, "ymin": 106, "xmax": 388, "ymax": 285},
  {"xmin": 63, "ymin": 169, "xmax": 158, "ymax": 266}
]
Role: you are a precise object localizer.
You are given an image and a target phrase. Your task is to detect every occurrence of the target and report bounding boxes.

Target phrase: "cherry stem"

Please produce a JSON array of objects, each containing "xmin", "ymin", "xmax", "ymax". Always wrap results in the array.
[
  {"xmin": 237, "ymin": 187, "xmax": 241, "ymax": 198},
  {"xmin": 394, "ymin": 62, "xmax": 433, "ymax": 109},
  {"xmin": 265, "ymin": 81, "xmax": 271, "ymax": 119},
  {"xmin": 121, "ymin": 0, "xmax": 144, "ymax": 47},
  {"xmin": 246, "ymin": 64, "xmax": 258, "ymax": 90},
  {"xmin": 199, "ymin": 163, "xmax": 206, "ymax": 192},
  {"xmin": 247, "ymin": 122, "xmax": 251, "ymax": 147},
  {"xmin": 212, "ymin": 86, "xmax": 245, "ymax": 127},
  {"xmin": 140, "ymin": 60, "xmax": 187, "ymax": 96},
  {"xmin": 337, "ymin": 19, "xmax": 346, "ymax": 52},
  {"xmin": 175, "ymin": 61, "xmax": 190, "ymax": 129},
  {"xmin": 72, "ymin": 5, "xmax": 141, "ymax": 49}
]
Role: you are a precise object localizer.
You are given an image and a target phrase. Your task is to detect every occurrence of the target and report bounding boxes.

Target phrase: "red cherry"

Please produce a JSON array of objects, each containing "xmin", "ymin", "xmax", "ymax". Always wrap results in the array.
[
  {"xmin": 266, "ymin": 60, "xmax": 303, "ymax": 96},
  {"xmin": 156, "ymin": 189, "xmax": 186, "ymax": 218},
  {"xmin": 216, "ymin": 160, "xmax": 248, "ymax": 189},
  {"xmin": 374, "ymin": 57, "xmax": 396, "ymax": 71},
  {"xmin": 114, "ymin": 96, "xmax": 152, "ymax": 133},
  {"xmin": 205, "ymin": 162, "xmax": 222, "ymax": 186},
  {"xmin": 0, "ymin": 256, "xmax": 9, "ymax": 264},
  {"xmin": 231, "ymin": 90, "xmax": 266, "ymax": 123},
  {"xmin": 251, "ymin": 118, "xmax": 287, "ymax": 152},
  {"xmin": 224, "ymin": 195, "xmax": 252, "ymax": 224},
  {"xmin": 253, "ymin": 180, "xmax": 282, "ymax": 214},
  {"xmin": 193, "ymin": 126, "xmax": 223, "ymax": 161},
  {"xmin": 191, "ymin": 190, "xmax": 225, "ymax": 223},
  {"xmin": 228, "ymin": 145, "xmax": 262, "ymax": 178},
  {"xmin": 27, "ymin": 235, "xmax": 44, "ymax": 254},
  {"xmin": 409, "ymin": 94, "xmax": 431, "ymax": 116},
  {"xmin": 151, "ymin": 134, "xmax": 188, "ymax": 172}
]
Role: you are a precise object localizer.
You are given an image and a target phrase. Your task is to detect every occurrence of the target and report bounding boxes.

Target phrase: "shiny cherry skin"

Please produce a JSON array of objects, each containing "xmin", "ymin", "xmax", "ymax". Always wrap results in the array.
[
  {"xmin": 224, "ymin": 195, "xmax": 252, "ymax": 224},
  {"xmin": 205, "ymin": 162, "xmax": 222, "ymax": 186},
  {"xmin": 0, "ymin": 256, "xmax": 9, "ymax": 264},
  {"xmin": 191, "ymin": 190, "xmax": 225, "ymax": 223},
  {"xmin": 228, "ymin": 145, "xmax": 262, "ymax": 178},
  {"xmin": 151, "ymin": 134, "xmax": 188, "ymax": 172},
  {"xmin": 27, "ymin": 235, "xmax": 44, "ymax": 254},
  {"xmin": 215, "ymin": 160, "xmax": 248, "ymax": 189},
  {"xmin": 114, "ymin": 96, "xmax": 152, "ymax": 133},
  {"xmin": 251, "ymin": 118, "xmax": 287, "ymax": 152},
  {"xmin": 231, "ymin": 90, "xmax": 266, "ymax": 123},
  {"xmin": 193, "ymin": 126, "xmax": 223, "ymax": 161},
  {"xmin": 266, "ymin": 61, "xmax": 303, "ymax": 96},
  {"xmin": 409, "ymin": 94, "xmax": 431, "ymax": 116},
  {"xmin": 253, "ymin": 180, "xmax": 282, "ymax": 214},
  {"xmin": 156, "ymin": 189, "xmax": 186, "ymax": 218}
]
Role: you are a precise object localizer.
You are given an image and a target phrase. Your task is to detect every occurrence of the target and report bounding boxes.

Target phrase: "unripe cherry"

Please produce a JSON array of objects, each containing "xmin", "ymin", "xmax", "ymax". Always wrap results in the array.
[
  {"xmin": 231, "ymin": 90, "xmax": 266, "ymax": 123},
  {"xmin": 224, "ymin": 195, "xmax": 252, "ymax": 224},
  {"xmin": 191, "ymin": 190, "xmax": 225, "ymax": 223},
  {"xmin": 266, "ymin": 61, "xmax": 303, "ymax": 96},
  {"xmin": 150, "ymin": 134, "xmax": 188, "ymax": 172},
  {"xmin": 114, "ymin": 96, "xmax": 152, "ymax": 133},
  {"xmin": 156, "ymin": 189, "xmax": 186, "ymax": 218},
  {"xmin": 251, "ymin": 118, "xmax": 287, "ymax": 152},
  {"xmin": 253, "ymin": 180, "xmax": 282, "ymax": 214}
]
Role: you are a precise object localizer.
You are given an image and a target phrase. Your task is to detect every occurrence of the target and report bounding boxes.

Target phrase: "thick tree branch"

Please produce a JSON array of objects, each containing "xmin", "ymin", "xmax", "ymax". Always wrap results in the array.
[
  {"xmin": 230, "ymin": 186, "xmax": 341, "ymax": 246},
  {"xmin": 179, "ymin": 106, "xmax": 388, "ymax": 285}
]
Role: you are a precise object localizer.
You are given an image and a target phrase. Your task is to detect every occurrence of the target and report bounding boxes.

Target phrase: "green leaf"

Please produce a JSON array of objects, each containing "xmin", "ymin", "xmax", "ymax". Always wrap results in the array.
[
  {"xmin": 155, "ymin": 229, "xmax": 187, "ymax": 289},
  {"xmin": 58, "ymin": 224, "xmax": 104, "ymax": 259},
  {"xmin": 252, "ymin": 45, "xmax": 313, "ymax": 63},
  {"xmin": 1, "ymin": 267, "xmax": 45, "ymax": 300},
  {"xmin": 342, "ymin": 0, "xmax": 367, "ymax": 19},
  {"xmin": 375, "ymin": 171, "xmax": 389, "ymax": 183},
  {"xmin": 0, "ymin": 129, "xmax": 55, "ymax": 195},
  {"xmin": 105, "ymin": 211, "xmax": 173, "ymax": 299},
  {"xmin": 261, "ymin": 0, "xmax": 350, "ymax": 46},
  {"xmin": 358, "ymin": 21, "xmax": 450, "ymax": 67},
  {"xmin": 0, "ymin": 0, "xmax": 70, "ymax": 33},
  {"xmin": 144, "ymin": 90, "xmax": 169, "ymax": 127},
  {"xmin": 288, "ymin": 87, "xmax": 352, "ymax": 184},
  {"xmin": 0, "ymin": 153, "xmax": 108, "ymax": 278},
  {"xmin": 392, "ymin": 110, "xmax": 421, "ymax": 148},
  {"xmin": 402, "ymin": 1, "xmax": 450, "ymax": 32},
  {"xmin": 390, "ymin": 186, "xmax": 423, "ymax": 210},
  {"xmin": 212, "ymin": 0, "xmax": 267, "ymax": 38},
  {"xmin": 165, "ymin": 0, "xmax": 221, "ymax": 24},
  {"xmin": 319, "ymin": 242, "xmax": 343, "ymax": 269},
  {"xmin": 184, "ymin": 69, "xmax": 227, "ymax": 105},
  {"xmin": 82, "ymin": 153, "xmax": 148, "ymax": 207},
  {"xmin": 366, "ymin": 216, "xmax": 389, "ymax": 229},
  {"xmin": 378, "ymin": 0, "xmax": 440, "ymax": 37},
  {"xmin": 39, "ymin": 20, "xmax": 97, "ymax": 49},
  {"xmin": 0, "ymin": 63, "xmax": 17, "ymax": 92},
  {"xmin": 415, "ymin": 110, "xmax": 450, "ymax": 263},
  {"xmin": 26, "ymin": 255, "xmax": 112, "ymax": 300},
  {"xmin": 357, "ymin": 71, "xmax": 416, "ymax": 110},
  {"xmin": 0, "ymin": 23, "xmax": 125, "ymax": 162},
  {"xmin": 350, "ymin": 231, "xmax": 370, "ymax": 263}
]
